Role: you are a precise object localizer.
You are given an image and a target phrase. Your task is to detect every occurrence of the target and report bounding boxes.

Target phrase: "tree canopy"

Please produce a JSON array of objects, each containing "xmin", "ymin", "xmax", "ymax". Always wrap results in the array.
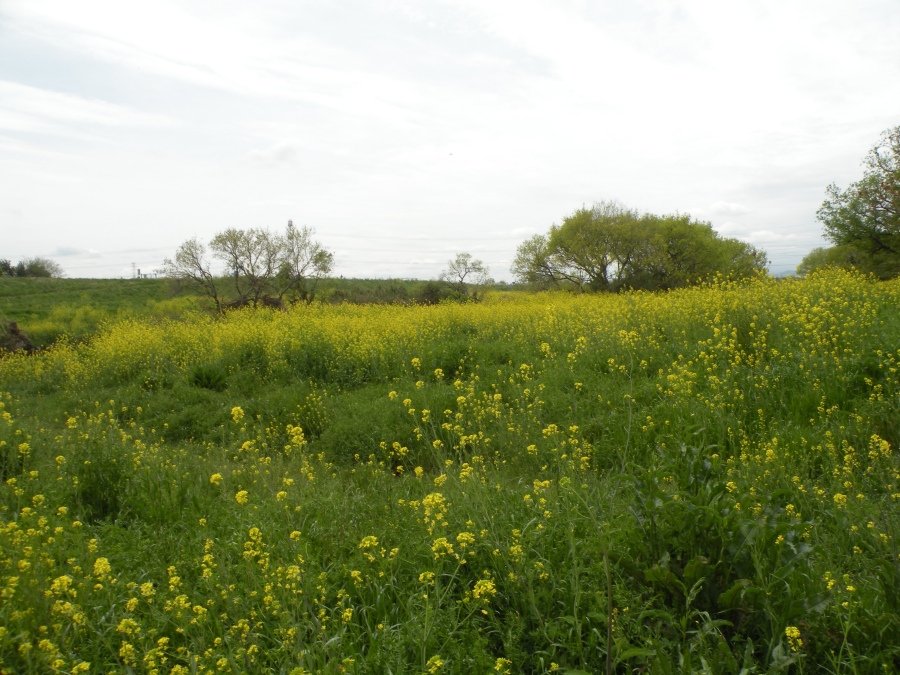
[
  {"xmin": 795, "ymin": 245, "xmax": 862, "ymax": 278},
  {"xmin": 163, "ymin": 222, "xmax": 333, "ymax": 311},
  {"xmin": 512, "ymin": 202, "xmax": 768, "ymax": 291},
  {"xmin": 806, "ymin": 125, "xmax": 900, "ymax": 279}
]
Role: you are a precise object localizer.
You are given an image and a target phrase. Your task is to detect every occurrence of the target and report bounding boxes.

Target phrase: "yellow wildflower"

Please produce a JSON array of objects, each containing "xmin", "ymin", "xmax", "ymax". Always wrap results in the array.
[
  {"xmin": 93, "ymin": 557, "xmax": 111, "ymax": 578},
  {"xmin": 785, "ymin": 625, "xmax": 803, "ymax": 652}
]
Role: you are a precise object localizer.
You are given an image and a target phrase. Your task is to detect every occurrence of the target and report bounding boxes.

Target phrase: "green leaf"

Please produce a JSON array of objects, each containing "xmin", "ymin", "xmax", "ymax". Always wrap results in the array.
[
  {"xmin": 717, "ymin": 578, "xmax": 764, "ymax": 612},
  {"xmin": 617, "ymin": 647, "xmax": 657, "ymax": 661},
  {"xmin": 683, "ymin": 555, "xmax": 713, "ymax": 587},
  {"xmin": 645, "ymin": 565, "xmax": 686, "ymax": 596}
]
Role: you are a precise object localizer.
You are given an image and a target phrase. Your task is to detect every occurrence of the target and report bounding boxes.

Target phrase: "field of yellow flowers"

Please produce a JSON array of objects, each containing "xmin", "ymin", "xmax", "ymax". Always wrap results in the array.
[{"xmin": 1, "ymin": 269, "xmax": 897, "ymax": 673}]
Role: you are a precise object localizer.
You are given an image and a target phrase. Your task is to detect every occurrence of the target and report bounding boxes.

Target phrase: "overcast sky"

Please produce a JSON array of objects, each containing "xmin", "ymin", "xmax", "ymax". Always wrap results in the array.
[{"xmin": 2, "ymin": 0, "xmax": 898, "ymax": 279}]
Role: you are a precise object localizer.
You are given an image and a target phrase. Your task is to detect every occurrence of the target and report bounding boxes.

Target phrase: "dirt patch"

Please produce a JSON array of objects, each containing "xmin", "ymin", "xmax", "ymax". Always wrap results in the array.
[{"xmin": 0, "ymin": 322, "xmax": 37, "ymax": 354}]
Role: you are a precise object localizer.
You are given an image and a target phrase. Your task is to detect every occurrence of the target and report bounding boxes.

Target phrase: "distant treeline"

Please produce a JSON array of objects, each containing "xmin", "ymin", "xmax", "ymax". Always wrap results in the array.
[
  {"xmin": 170, "ymin": 275, "xmax": 514, "ymax": 307},
  {"xmin": 0, "ymin": 257, "xmax": 64, "ymax": 278}
]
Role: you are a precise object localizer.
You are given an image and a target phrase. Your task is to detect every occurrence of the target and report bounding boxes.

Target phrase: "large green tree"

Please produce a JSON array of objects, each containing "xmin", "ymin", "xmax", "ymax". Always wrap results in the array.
[
  {"xmin": 512, "ymin": 202, "xmax": 767, "ymax": 291},
  {"xmin": 810, "ymin": 125, "xmax": 900, "ymax": 278}
]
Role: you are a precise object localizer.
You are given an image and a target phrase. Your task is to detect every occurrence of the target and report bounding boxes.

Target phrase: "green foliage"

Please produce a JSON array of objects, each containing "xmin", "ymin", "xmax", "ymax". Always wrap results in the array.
[
  {"xmin": 0, "ymin": 277, "xmax": 511, "ymax": 351},
  {"xmin": 0, "ymin": 395, "xmax": 25, "ymax": 482},
  {"xmin": 164, "ymin": 221, "xmax": 334, "ymax": 311},
  {"xmin": 317, "ymin": 278, "xmax": 470, "ymax": 305},
  {"xmin": 0, "ymin": 271, "xmax": 898, "ymax": 672},
  {"xmin": 817, "ymin": 125, "xmax": 900, "ymax": 279},
  {"xmin": 513, "ymin": 201, "xmax": 768, "ymax": 291},
  {"xmin": 416, "ymin": 280, "xmax": 447, "ymax": 305},
  {"xmin": 0, "ymin": 277, "xmax": 204, "ymax": 347},
  {"xmin": 189, "ymin": 363, "xmax": 228, "ymax": 392},
  {"xmin": 440, "ymin": 253, "xmax": 492, "ymax": 301},
  {"xmin": 0, "ymin": 256, "xmax": 64, "ymax": 278},
  {"xmin": 796, "ymin": 244, "xmax": 865, "ymax": 276}
]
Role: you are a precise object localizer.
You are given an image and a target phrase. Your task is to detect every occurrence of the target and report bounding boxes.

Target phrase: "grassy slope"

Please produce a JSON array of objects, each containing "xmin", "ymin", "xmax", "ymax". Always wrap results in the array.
[{"xmin": 0, "ymin": 277, "xmax": 204, "ymax": 346}]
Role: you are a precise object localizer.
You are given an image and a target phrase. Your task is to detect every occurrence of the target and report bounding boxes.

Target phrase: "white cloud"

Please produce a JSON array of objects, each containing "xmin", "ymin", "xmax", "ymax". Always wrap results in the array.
[
  {"xmin": 0, "ymin": 0, "xmax": 898, "ymax": 278},
  {"xmin": 0, "ymin": 79, "xmax": 177, "ymax": 153},
  {"xmin": 0, "ymin": 80, "xmax": 176, "ymax": 129},
  {"xmin": 748, "ymin": 230, "xmax": 803, "ymax": 244},
  {"xmin": 697, "ymin": 202, "xmax": 753, "ymax": 218}
]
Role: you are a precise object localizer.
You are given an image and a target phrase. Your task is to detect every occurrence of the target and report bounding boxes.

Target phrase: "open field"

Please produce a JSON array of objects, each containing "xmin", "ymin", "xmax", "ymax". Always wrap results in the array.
[
  {"xmin": 1, "ymin": 269, "xmax": 898, "ymax": 673},
  {"xmin": 0, "ymin": 277, "xmax": 494, "ymax": 348},
  {"xmin": 0, "ymin": 277, "xmax": 205, "ymax": 347}
]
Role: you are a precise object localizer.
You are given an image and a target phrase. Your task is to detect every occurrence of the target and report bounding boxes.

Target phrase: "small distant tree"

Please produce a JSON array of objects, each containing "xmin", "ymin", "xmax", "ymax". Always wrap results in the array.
[
  {"xmin": 440, "ymin": 253, "xmax": 492, "ymax": 301},
  {"xmin": 0, "ymin": 257, "xmax": 64, "ymax": 277},
  {"xmin": 210, "ymin": 228, "xmax": 282, "ymax": 307},
  {"xmin": 276, "ymin": 221, "xmax": 335, "ymax": 304},
  {"xmin": 39, "ymin": 258, "xmax": 65, "ymax": 277},
  {"xmin": 163, "ymin": 222, "xmax": 333, "ymax": 311},
  {"xmin": 162, "ymin": 238, "xmax": 222, "ymax": 312}
]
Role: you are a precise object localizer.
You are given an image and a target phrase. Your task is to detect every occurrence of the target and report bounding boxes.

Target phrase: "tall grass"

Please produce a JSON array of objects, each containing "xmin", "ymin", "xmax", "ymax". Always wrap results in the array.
[{"xmin": 0, "ymin": 269, "xmax": 897, "ymax": 672}]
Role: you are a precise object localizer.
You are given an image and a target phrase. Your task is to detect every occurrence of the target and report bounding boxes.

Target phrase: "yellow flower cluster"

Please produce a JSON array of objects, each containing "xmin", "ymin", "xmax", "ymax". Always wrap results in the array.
[{"xmin": 0, "ymin": 268, "xmax": 896, "ymax": 671}]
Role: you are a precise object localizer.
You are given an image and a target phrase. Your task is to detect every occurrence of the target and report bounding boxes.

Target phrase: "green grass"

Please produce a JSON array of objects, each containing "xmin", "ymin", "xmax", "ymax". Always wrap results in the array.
[
  {"xmin": 0, "ymin": 276, "xmax": 507, "ymax": 348},
  {"xmin": 0, "ymin": 277, "xmax": 204, "ymax": 346},
  {"xmin": 0, "ymin": 270, "xmax": 897, "ymax": 673}
]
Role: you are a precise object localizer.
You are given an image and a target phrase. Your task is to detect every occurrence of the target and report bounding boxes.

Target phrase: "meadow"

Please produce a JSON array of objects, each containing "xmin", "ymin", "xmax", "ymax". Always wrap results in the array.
[
  {"xmin": 0, "ymin": 268, "xmax": 897, "ymax": 673},
  {"xmin": 0, "ymin": 276, "xmax": 473, "ymax": 348},
  {"xmin": 0, "ymin": 277, "xmax": 205, "ymax": 347}
]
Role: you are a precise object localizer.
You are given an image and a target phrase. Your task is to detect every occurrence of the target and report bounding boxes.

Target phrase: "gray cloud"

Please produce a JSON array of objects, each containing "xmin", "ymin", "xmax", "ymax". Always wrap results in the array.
[{"xmin": 51, "ymin": 246, "xmax": 101, "ymax": 257}]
